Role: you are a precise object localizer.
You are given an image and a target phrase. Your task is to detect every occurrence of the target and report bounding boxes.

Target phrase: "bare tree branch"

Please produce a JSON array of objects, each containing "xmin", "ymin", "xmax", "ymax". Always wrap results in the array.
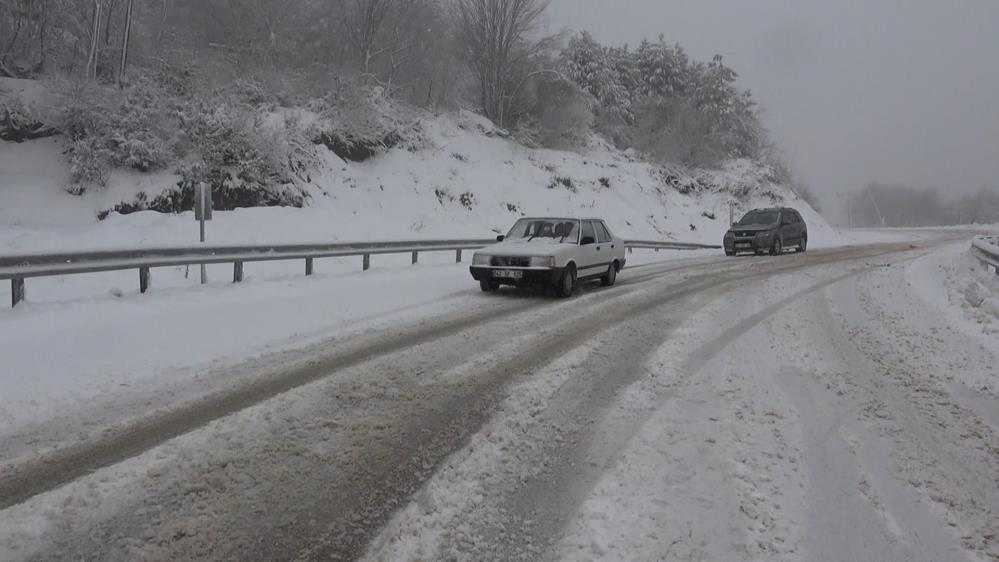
[{"xmin": 451, "ymin": 0, "xmax": 550, "ymax": 127}]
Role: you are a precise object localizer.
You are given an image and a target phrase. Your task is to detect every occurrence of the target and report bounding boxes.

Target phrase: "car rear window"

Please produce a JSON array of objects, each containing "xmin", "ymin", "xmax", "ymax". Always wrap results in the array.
[{"xmin": 595, "ymin": 222, "xmax": 612, "ymax": 243}]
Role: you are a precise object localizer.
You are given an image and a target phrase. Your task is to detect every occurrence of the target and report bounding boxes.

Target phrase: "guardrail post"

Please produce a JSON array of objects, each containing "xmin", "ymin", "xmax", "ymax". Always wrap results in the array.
[
  {"xmin": 628, "ymin": 247, "xmax": 633, "ymax": 254},
  {"xmin": 11, "ymin": 278, "xmax": 25, "ymax": 308},
  {"xmin": 363, "ymin": 254, "xmax": 371, "ymax": 271},
  {"xmin": 139, "ymin": 267, "xmax": 151, "ymax": 294},
  {"xmin": 456, "ymin": 249, "xmax": 463, "ymax": 263},
  {"xmin": 412, "ymin": 251, "xmax": 418, "ymax": 265},
  {"xmin": 306, "ymin": 257, "xmax": 315, "ymax": 276},
  {"xmin": 233, "ymin": 261, "xmax": 244, "ymax": 283}
]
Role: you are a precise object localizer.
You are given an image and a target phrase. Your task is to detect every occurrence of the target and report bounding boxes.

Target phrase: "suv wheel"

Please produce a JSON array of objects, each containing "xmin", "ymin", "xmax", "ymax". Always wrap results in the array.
[
  {"xmin": 601, "ymin": 262, "xmax": 618, "ymax": 287},
  {"xmin": 797, "ymin": 236, "xmax": 807, "ymax": 253},
  {"xmin": 771, "ymin": 238, "xmax": 783, "ymax": 256},
  {"xmin": 480, "ymin": 280, "xmax": 499, "ymax": 292},
  {"xmin": 556, "ymin": 265, "xmax": 576, "ymax": 298}
]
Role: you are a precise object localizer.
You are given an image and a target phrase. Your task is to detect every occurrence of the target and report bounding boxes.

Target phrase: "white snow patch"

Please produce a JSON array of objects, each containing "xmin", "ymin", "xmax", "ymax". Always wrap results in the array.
[{"xmin": 908, "ymin": 241, "xmax": 999, "ymax": 344}]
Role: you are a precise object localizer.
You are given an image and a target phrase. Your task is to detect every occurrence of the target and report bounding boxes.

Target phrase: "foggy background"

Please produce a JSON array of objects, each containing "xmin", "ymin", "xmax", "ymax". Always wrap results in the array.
[{"xmin": 549, "ymin": 0, "xmax": 999, "ymax": 225}]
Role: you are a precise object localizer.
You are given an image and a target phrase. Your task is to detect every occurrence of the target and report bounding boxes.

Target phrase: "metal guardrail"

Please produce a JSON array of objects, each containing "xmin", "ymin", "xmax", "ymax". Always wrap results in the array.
[
  {"xmin": 971, "ymin": 236, "xmax": 999, "ymax": 275},
  {"xmin": 624, "ymin": 240, "xmax": 720, "ymax": 251},
  {"xmin": 1, "ymin": 238, "xmax": 720, "ymax": 307}
]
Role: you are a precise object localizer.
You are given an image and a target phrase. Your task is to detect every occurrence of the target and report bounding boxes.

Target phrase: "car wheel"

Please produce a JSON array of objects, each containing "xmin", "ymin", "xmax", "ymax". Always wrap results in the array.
[
  {"xmin": 556, "ymin": 265, "xmax": 576, "ymax": 298},
  {"xmin": 797, "ymin": 236, "xmax": 807, "ymax": 253},
  {"xmin": 725, "ymin": 250, "xmax": 736, "ymax": 257},
  {"xmin": 601, "ymin": 262, "xmax": 618, "ymax": 286},
  {"xmin": 771, "ymin": 238, "xmax": 783, "ymax": 256},
  {"xmin": 755, "ymin": 249, "xmax": 765, "ymax": 256},
  {"xmin": 479, "ymin": 280, "xmax": 499, "ymax": 292}
]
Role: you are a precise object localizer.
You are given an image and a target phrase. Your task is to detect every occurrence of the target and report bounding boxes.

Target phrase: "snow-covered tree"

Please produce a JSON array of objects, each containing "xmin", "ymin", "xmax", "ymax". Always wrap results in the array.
[
  {"xmin": 691, "ymin": 55, "xmax": 738, "ymax": 119},
  {"xmin": 561, "ymin": 31, "xmax": 631, "ymax": 123},
  {"xmin": 687, "ymin": 54, "xmax": 761, "ymax": 158},
  {"xmin": 635, "ymin": 36, "xmax": 691, "ymax": 99}
]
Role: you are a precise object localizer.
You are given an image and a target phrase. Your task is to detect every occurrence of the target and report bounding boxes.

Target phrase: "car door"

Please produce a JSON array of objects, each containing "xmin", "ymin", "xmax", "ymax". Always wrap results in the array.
[
  {"xmin": 794, "ymin": 211, "xmax": 807, "ymax": 242},
  {"xmin": 595, "ymin": 220, "xmax": 621, "ymax": 268},
  {"xmin": 590, "ymin": 220, "xmax": 615, "ymax": 277},
  {"xmin": 779, "ymin": 211, "xmax": 796, "ymax": 244},
  {"xmin": 577, "ymin": 220, "xmax": 603, "ymax": 278},
  {"xmin": 789, "ymin": 211, "xmax": 803, "ymax": 244}
]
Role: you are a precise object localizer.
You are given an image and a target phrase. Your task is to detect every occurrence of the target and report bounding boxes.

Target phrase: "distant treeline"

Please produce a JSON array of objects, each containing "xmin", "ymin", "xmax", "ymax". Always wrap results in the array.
[{"xmin": 851, "ymin": 183, "xmax": 999, "ymax": 227}]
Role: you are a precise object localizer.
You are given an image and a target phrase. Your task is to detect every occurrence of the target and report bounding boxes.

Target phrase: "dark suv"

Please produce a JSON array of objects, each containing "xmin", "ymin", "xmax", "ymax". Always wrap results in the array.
[{"xmin": 724, "ymin": 207, "xmax": 807, "ymax": 256}]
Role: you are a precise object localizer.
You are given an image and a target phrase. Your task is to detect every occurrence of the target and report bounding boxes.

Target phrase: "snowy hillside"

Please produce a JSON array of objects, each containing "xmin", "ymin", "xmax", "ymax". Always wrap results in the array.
[{"xmin": 0, "ymin": 87, "xmax": 836, "ymax": 254}]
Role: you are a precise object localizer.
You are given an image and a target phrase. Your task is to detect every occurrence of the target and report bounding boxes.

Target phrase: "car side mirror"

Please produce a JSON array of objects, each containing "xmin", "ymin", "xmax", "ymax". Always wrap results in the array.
[
  {"xmin": 581, "ymin": 236, "xmax": 596, "ymax": 245},
  {"xmin": 496, "ymin": 235, "xmax": 505, "ymax": 242}
]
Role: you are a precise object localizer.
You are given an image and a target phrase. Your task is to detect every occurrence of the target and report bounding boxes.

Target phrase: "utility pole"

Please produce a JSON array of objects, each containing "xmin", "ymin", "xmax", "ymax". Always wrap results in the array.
[
  {"xmin": 846, "ymin": 191, "xmax": 853, "ymax": 228},
  {"xmin": 867, "ymin": 188, "xmax": 886, "ymax": 227}
]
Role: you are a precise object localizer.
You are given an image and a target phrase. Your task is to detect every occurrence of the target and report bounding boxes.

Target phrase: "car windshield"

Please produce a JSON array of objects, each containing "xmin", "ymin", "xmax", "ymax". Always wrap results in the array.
[
  {"xmin": 737, "ymin": 210, "xmax": 779, "ymax": 227},
  {"xmin": 506, "ymin": 219, "xmax": 579, "ymax": 243}
]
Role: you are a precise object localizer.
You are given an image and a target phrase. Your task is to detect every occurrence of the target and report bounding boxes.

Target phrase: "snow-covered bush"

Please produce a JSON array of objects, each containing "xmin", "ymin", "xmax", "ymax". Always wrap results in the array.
[
  {"xmin": 0, "ymin": 92, "xmax": 56, "ymax": 142},
  {"xmin": 43, "ymin": 71, "xmax": 313, "ymax": 209},
  {"xmin": 308, "ymin": 82, "xmax": 428, "ymax": 162},
  {"xmin": 173, "ymin": 97, "xmax": 312, "ymax": 209},
  {"xmin": 49, "ymin": 76, "xmax": 178, "ymax": 192}
]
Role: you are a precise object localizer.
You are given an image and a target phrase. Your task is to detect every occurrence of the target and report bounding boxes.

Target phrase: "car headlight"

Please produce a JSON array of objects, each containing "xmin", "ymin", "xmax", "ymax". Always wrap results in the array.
[
  {"xmin": 472, "ymin": 254, "xmax": 491, "ymax": 266},
  {"xmin": 529, "ymin": 256, "xmax": 557, "ymax": 268}
]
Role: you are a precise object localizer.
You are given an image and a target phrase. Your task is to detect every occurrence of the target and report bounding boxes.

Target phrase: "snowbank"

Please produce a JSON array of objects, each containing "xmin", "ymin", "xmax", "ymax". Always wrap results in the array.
[{"xmin": 909, "ymin": 242, "xmax": 999, "ymax": 342}]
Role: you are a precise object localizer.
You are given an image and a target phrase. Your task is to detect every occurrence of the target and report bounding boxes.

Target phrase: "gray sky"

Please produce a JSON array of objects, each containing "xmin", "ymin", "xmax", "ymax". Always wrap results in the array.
[{"xmin": 547, "ymin": 0, "xmax": 999, "ymax": 216}]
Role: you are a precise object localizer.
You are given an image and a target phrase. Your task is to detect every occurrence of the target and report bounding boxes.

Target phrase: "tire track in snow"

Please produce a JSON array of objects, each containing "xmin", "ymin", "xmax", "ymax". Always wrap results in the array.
[
  {"xmin": 358, "ymin": 241, "xmax": 953, "ymax": 561},
  {"xmin": 0, "ymin": 255, "xmax": 728, "ymax": 511},
  {"xmin": 0, "ymin": 256, "xmax": 748, "ymax": 560},
  {"xmin": 0, "ymin": 237, "xmax": 965, "ymax": 560},
  {"xmin": 808, "ymin": 267, "xmax": 999, "ymax": 560},
  {"xmin": 488, "ymin": 249, "xmax": 911, "ymax": 560}
]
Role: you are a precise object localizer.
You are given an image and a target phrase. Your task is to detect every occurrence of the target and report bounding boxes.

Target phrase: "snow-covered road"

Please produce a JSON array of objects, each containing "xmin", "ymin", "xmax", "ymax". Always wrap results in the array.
[{"xmin": 1, "ymin": 232, "xmax": 997, "ymax": 561}]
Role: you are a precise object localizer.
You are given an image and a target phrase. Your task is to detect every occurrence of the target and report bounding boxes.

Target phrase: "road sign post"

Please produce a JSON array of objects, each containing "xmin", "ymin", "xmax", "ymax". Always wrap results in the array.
[{"xmin": 194, "ymin": 182, "xmax": 213, "ymax": 284}]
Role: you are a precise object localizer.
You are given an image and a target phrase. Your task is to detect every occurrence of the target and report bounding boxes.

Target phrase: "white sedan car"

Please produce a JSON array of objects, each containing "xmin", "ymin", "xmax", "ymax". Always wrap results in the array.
[{"xmin": 470, "ymin": 217, "xmax": 627, "ymax": 298}]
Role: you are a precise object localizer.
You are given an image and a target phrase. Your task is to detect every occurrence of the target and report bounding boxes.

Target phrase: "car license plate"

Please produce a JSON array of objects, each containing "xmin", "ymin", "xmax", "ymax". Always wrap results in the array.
[
  {"xmin": 735, "ymin": 242, "xmax": 751, "ymax": 248},
  {"xmin": 493, "ymin": 269, "xmax": 523, "ymax": 279}
]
